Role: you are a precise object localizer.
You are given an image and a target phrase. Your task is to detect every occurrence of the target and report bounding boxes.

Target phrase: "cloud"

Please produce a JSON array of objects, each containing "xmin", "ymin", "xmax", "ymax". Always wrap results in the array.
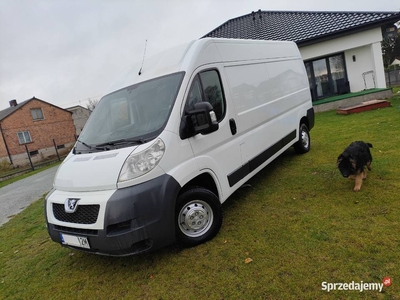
[{"xmin": 0, "ymin": 0, "xmax": 399, "ymax": 109}]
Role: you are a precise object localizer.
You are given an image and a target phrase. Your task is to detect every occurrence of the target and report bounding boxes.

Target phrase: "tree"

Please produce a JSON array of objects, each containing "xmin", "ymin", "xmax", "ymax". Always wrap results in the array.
[
  {"xmin": 390, "ymin": 37, "xmax": 400, "ymax": 63},
  {"xmin": 382, "ymin": 23, "xmax": 400, "ymax": 69},
  {"xmin": 382, "ymin": 36, "xmax": 398, "ymax": 68},
  {"xmin": 86, "ymin": 98, "xmax": 99, "ymax": 111}
]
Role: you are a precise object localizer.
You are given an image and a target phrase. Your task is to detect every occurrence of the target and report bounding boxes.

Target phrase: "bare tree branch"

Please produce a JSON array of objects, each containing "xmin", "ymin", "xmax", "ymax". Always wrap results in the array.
[{"xmin": 86, "ymin": 98, "xmax": 99, "ymax": 111}]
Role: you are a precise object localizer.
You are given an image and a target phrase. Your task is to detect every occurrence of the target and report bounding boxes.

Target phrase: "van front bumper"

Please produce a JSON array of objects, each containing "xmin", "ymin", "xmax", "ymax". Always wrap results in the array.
[{"xmin": 45, "ymin": 174, "xmax": 181, "ymax": 256}]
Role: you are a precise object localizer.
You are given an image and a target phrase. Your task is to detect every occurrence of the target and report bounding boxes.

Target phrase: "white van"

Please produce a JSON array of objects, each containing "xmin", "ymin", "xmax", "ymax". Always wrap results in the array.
[{"xmin": 45, "ymin": 38, "xmax": 314, "ymax": 256}]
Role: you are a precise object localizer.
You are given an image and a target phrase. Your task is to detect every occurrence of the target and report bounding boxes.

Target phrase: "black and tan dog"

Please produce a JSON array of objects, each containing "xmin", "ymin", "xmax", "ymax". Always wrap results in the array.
[{"xmin": 337, "ymin": 141, "xmax": 373, "ymax": 191}]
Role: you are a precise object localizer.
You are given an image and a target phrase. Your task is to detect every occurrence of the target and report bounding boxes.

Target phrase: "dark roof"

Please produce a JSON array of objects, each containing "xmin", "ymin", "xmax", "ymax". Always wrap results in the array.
[
  {"xmin": 203, "ymin": 10, "xmax": 400, "ymax": 46},
  {"xmin": 0, "ymin": 97, "xmax": 71, "ymax": 122},
  {"xmin": 0, "ymin": 99, "xmax": 30, "ymax": 121}
]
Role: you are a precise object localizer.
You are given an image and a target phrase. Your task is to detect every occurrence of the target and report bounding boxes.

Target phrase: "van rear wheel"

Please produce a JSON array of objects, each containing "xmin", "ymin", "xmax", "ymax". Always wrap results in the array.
[
  {"xmin": 176, "ymin": 188, "xmax": 222, "ymax": 247},
  {"xmin": 294, "ymin": 123, "xmax": 310, "ymax": 154}
]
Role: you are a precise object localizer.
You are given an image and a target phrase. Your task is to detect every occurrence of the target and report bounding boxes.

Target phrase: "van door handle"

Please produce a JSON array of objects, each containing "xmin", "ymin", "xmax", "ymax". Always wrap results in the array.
[{"xmin": 229, "ymin": 118, "xmax": 237, "ymax": 135}]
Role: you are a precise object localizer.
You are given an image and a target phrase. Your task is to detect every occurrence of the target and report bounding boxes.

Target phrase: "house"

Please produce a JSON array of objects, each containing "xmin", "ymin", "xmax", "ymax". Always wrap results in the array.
[
  {"xmin": 65, "ymin": 105, "xmax": 91, "ymax": 136},
  {"xmin": 203, "ymin": 10, "xmax": 400, "ymax": 109},
  {"xmin": 0, "ymin": 97, "xmax": 76, "ymax": 167}
]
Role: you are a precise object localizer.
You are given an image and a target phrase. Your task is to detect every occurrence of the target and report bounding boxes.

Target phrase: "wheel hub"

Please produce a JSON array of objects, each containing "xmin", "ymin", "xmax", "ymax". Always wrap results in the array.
[
  {"xmin": 178, "ymin": 200, "xmax": 213, "ymax": 237},
  {"xmin": 185, "ymin": 206, "xmax": 208, "ymax": 230},
  {"xmin": 302, "ymin": 131, "xmax": 309, "ymax": 148}
]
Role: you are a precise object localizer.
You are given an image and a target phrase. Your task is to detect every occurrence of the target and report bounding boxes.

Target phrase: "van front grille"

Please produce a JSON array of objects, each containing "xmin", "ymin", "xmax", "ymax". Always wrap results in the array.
[{"xmin": 53, "ymin": 203, "xmax": 100, "ymax": 224}]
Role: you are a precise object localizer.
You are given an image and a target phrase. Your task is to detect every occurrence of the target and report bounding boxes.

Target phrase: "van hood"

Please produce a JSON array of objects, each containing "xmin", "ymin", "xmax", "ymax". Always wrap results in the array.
[{"xmin": 54, "ymin": 147, "xmax": 137, "ymax": 192}]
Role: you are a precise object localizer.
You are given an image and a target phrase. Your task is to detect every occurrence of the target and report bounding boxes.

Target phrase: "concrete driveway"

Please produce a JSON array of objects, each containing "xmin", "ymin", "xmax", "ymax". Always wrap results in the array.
[{"xmin": 0, "ymin": 165, "xmax": 58, "ymax": 226}]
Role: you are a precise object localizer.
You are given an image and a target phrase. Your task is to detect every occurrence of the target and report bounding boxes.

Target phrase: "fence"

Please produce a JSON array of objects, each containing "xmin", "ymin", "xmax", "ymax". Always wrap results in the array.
[
  {"xmin": 0, "ymin": 137, "xmax": 76, "ymax": 181},
  {"xmin": 22, "ymin": 139, "xmax": 71, "ymax": 171},
  {"xmin": 385, "ymin": 69, "xmax": 400, "ymax": 87}
]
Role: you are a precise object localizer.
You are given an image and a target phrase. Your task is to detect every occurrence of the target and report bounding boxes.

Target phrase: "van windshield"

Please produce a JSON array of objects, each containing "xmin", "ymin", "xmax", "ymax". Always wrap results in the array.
[{"xmin": 77, "ymin": 72, "xmax": 184, "ymax": 151}]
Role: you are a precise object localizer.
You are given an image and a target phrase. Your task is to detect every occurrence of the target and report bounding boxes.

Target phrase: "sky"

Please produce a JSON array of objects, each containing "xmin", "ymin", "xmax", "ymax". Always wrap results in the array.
[{"xmin": 0, "ymin": 0, "xmax": 399, "ymax": 111}]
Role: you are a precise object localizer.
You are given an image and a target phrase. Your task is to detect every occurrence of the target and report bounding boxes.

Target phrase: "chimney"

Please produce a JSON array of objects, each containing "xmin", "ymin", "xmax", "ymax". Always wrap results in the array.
[{"xmin": 9, "ymin": 99, "xmax": 17, "ymax": 107}]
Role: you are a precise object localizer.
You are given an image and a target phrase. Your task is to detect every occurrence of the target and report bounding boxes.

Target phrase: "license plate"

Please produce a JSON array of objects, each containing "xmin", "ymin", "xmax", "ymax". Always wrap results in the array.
[{"xmin": 60, "ymin": 233, "xmax": 90, "ymax": 249}]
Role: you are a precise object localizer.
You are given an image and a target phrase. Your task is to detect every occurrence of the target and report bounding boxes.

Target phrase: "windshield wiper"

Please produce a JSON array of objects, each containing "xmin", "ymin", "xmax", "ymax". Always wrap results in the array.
[
  {"xmin": 77, "ymin": 139, "xmax": 94, "ymax": 149},
  {"xmin": 94, "ymin": 138, "xmax": 146, "ymax": 149}
]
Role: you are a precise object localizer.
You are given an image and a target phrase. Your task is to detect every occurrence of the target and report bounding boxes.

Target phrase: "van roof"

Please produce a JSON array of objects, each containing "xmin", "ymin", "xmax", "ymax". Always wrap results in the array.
[{"xmin": 106, "ymin": 38, "xmax": 300, "ymax": 94}]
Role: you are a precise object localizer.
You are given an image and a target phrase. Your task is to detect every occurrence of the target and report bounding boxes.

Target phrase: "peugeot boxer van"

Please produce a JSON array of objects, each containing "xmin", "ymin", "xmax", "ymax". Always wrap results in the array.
[{"xmin": 45, "ymin": 38, "xmax": 314, "ymax": 256}]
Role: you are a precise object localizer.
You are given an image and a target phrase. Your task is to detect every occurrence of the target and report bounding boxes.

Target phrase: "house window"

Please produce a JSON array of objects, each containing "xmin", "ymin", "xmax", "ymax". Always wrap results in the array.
[
  {"xmin": 29, "ymin": 150, "xmax": 39, "ymax": 156},
  {"xmin": 31, "ymin": 108, "xmax": 44, "ymax": 120},
  {"xmin": 305, "ymin": 53, "xmax": 349, "ymax": 101},
  {"xmin": 17, "ymin": 131, "xmax": 32, "ymax": 144}
]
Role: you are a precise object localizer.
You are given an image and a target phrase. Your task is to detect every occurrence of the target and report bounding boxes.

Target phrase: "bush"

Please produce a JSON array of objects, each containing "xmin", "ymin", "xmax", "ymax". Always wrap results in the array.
[{"xmin": 0, "ymin": 158, "xmax": 12, "ymax": 172}]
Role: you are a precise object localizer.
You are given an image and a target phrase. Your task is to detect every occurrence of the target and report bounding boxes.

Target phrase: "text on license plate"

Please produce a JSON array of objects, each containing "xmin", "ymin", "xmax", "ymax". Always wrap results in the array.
[{"xmin": 60, "ymin": 233, "xmax": 90, "ymax": 249}]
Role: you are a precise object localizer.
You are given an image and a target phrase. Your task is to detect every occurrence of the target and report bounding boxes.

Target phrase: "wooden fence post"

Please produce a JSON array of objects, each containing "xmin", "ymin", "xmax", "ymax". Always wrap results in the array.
[
  {"xmin": 53, "ymin": 139, "xmax": 61, "ymax": 161},
  {"xmin": 24, "ymin": 144, "xmax": 34, "ymax": 171}
]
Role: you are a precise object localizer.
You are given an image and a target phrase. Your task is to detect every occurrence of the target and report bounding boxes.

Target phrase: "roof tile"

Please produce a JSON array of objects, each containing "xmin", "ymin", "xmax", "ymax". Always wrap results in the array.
[{"xmin": 203, "ymin": 11, "xmax": 400, "ymax": 45}]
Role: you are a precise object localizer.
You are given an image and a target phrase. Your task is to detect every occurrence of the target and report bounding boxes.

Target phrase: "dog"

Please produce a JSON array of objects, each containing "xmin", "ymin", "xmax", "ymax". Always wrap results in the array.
[{"xmin": 337, "ymin": 141, "xmax": 373, "ymax": 191}]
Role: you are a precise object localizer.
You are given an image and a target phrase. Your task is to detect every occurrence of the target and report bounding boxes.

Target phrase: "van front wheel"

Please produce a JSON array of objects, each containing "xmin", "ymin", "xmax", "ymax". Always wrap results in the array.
[
  {"xmin": 176, "ymin": 188, "xmax": 222, "ymax": 247},
  {"xmin": 294, "ymin": 123, "xmax": 310, "ymax": 154}
]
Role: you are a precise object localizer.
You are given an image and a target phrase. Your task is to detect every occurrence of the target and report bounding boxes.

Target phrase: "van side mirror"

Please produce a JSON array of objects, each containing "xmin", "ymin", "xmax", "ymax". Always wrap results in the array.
[
  {"xmin": 190, "ymin": 102, "xmax": 219, "ymax": 134},
  {"xmin": 179, "ymin": 102, "xmax": 219, "ymax": 139}
]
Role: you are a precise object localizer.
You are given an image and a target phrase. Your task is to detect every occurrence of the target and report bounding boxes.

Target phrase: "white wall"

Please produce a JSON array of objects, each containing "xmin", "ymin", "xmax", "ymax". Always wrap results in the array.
[
  {"xmin": 299, "ymin": 28, "xmax": 386, "ymax": 93},
  {"xmin": 345, "ymin": 46, "xmax": 375, "ymax": 91},
  {"xmin": 67, "ymin": 106, "xmax": 91, "ymax": 136}
]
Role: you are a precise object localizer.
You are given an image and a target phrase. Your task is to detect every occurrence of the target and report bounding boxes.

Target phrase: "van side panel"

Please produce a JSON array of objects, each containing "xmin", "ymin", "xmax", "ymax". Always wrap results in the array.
[
  {"xmin": 224, "ymin": 59, "xmax": 309, "ymax": 135},
  {"xmin": 214, "ymin": 40, "xmax": 299, "ymax": 62},
  {"xmin": 221, "ymin": 57, "xmax": 310, "ymax": 187}
]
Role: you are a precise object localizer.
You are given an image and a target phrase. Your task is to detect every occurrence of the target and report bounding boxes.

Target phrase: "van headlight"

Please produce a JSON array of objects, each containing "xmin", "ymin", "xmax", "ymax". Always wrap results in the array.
[{"xmin": 118, "ymin": 138, "xmax": 165, "ymax": 182}]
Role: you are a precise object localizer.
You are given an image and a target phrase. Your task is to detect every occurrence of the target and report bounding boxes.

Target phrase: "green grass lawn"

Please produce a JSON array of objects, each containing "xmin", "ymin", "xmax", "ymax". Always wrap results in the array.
[{"xmin": 1, "ymin": 93, "xmax": 399, "ymax": 299}]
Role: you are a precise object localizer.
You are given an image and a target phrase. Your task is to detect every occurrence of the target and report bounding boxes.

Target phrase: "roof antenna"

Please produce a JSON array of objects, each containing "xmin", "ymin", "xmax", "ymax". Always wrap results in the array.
[{"xmin": 138, "ymin": 39, "xmax": 147, "ymax": 76}]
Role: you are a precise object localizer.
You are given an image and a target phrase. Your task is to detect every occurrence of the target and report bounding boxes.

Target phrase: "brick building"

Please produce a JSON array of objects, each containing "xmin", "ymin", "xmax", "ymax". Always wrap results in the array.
[{"xmin": 0, "ymin": 97, "xmax": 76, "ymax": 167}]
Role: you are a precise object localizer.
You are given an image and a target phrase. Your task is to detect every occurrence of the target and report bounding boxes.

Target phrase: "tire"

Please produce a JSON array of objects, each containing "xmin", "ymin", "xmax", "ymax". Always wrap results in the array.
[
  {"xmin": 294, "ymin": 123, "xmax": 310, "ymax": 154},
  {"xmin": 176, "ymin": 188, "xmax": 222, "ymax": 247}
]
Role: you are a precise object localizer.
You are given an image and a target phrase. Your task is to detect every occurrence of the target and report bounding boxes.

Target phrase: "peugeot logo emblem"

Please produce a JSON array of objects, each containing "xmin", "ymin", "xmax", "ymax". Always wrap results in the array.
[{"xmin": 65, "ymin": 198, "xmax": 80, "ymax": 213}]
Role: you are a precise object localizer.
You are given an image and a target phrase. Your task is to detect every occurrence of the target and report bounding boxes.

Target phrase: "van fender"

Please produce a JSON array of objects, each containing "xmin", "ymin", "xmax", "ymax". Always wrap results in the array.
[
  {"xmin": 166, "ymin": 157, "xmax": 199, "ymax": 188},
  {"xmin": 296, "ymin": 106, "xmax": 314, "ymax": 131},
  {"xmin": 197, "ymin": 167, "xmax": 223, "ymax": 199},
  {"xmin": 193, "ymin": 155, "xmax": 227, "ymax": 201},
  {"xmin": 167, "ymin": 156, "xmax": 224, "ymax": 202}
]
